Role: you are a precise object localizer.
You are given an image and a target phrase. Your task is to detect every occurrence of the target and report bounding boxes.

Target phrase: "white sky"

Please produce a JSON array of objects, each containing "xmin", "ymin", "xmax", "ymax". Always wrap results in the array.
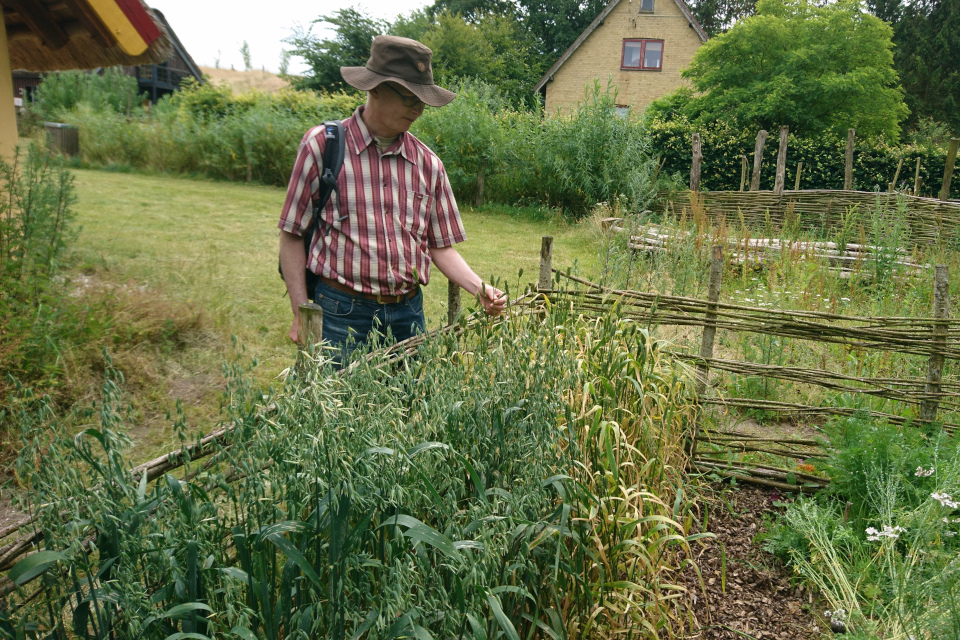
[{"xmin": 148, "ymin": 1, "xmax": 434, "ymax": 75}]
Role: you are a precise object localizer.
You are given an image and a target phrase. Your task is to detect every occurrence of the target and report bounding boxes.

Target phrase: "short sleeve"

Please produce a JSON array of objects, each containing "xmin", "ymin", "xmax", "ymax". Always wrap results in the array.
[
  {"xmin": 427, "ymin": 162, "xmax": 467, "ymax": 248},
  {"xmin": 278, "ymin": 127, "xmax": 325, "ymax": 236}
]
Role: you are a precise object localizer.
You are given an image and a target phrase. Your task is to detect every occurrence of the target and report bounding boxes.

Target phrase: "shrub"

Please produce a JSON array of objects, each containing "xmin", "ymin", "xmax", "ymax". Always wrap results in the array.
[
  {"xmin": 50, "ymin": 76, "xmax": 671, "ymax": 215},
  {"xmin": 33, "ymin": 68, "xmax": 142, "ymax": 119},
  {"xmin": 415, "ymin": 78, "xmax": 672, "ymax": 217}
]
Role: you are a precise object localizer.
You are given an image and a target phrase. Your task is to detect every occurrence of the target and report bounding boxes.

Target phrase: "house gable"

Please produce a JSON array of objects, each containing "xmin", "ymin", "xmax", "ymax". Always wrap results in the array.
[{"xmin": 536, "ymin": 0, "xmax": 706, "ymax": 116}]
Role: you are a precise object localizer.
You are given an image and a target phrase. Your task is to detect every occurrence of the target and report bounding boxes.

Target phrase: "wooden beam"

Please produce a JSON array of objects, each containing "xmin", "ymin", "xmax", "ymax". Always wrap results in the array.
[
  {"xmin": 1, "ymin": 16, "xmax": 18, "ymax": 163},
  {"xmin": 6, "ymin": 0, "xmax": 70, "ymax": 50}
]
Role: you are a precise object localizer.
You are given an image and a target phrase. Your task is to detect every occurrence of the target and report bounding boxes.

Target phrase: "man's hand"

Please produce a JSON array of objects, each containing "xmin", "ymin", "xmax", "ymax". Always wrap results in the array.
[
  {"xmin": 479, "ymin": 284, "xmax": 507, "ymax": 316},
  {"xmin": 430, "ymin": 246, "xmax": 507, "ymax": 317},
  {"xmin": 279, "ymin": 230, "xmax": 309, "ymax": 343}
]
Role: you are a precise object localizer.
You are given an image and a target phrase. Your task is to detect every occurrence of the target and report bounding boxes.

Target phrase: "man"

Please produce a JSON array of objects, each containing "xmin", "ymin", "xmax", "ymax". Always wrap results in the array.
[{"xmin": 278, "ymin": 35, "xmax": 505, "ymax": 361}]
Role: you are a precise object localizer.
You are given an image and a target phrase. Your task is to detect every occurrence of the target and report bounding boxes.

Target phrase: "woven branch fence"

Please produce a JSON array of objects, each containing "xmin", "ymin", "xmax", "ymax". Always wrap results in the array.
[
  {"xmin": 660, "ymin": 190, "xmax": 960, "ymax": 248},
  {"xmin": 534, "ymin": 233, "xmax": 960, "ymax": 493}
]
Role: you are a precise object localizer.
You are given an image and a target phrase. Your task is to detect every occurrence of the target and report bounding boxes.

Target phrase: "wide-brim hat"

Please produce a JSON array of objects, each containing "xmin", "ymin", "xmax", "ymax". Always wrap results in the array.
[{"xmin": 341, "ymin": 35, "xmax": 456, "ymax": 108}]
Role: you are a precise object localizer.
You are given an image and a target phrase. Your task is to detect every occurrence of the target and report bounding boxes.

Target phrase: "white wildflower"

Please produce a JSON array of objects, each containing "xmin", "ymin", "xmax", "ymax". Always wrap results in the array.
[
  {"xmin": 915, "ymin": 466, "xmax": 935, "ymax": 477},
  {"xmin": 932, "ymin": 493, "xmax": 960, "ymax": 509},
  {"xmin": 866, "ymin": 525, "xmax": 905, "ymax": 541}
]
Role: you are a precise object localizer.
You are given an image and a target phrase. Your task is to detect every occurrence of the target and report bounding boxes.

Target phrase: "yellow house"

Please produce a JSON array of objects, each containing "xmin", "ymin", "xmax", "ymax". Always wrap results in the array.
[{"xmin": 535, "ymin": 0, "xmax": 707, "ymax": 116}]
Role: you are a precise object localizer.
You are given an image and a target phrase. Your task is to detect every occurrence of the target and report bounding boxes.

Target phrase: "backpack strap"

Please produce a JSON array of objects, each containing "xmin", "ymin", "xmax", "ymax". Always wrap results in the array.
[
  {"xmin": 315, "ymin": 120, "xmax": 344, "ymax": 220},
  {"xmin": 301, "ymin": 120, "xmax": 344, "ymax": 301}
]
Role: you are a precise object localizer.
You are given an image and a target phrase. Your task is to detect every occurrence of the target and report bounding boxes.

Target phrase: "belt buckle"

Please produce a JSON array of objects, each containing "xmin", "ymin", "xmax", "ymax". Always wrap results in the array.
[{"xmin": 377, "ymin": 292, "xmax": 386, "ymax": 304}]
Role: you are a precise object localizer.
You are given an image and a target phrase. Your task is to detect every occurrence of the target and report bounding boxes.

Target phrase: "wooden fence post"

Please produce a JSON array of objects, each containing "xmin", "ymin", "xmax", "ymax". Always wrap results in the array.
[
  {"xmin": 750, "ymin": 130, "xmax": 767, "ymax": 191},
  {"xmin": 914, "ymin": 157, "xmax": 922, "ymax": 197},
  {"xmin": 794, "ymin": 161, "xmax": 803, "ymax": 191},
  {"xmin": 538, "ymin": 236, "xmax": 554, "ymax": 291},
  {"xmin": 774, "ymin": 126, "xmax": 789, "ymax": 195},
  {"xmin": 740, "ymin": 155, "xmax": 748, "ymax": 192},
  {"xmin": 940, "ymin": 138, "xmax": 959, "ymax": 201},
  {"xmin": 690, "ymin": 133, "xmax": 702, "ymax": 192},
  {"xmin": 297, "ymin": 302, "xmax": 324, "ymax": 350},
  {"xmin": 690, "ymin": 245, "xmax": 724, "ymax": 458},
  {"xmin": 889, "ymin": 158, "xmax": 903, "ymax": 192},
  {"xmin": 844, "ymin": 128, "xmax": 856, "ymax": 191},
  {"xmin": 475, "ymin": 164, "xmax": 485, "ymax": 207},
  {"xmin": 920, "ymin": 265, "xmax": 949, "ymax": 424},
  {"xmin": 447, "ymin": 279, "xmax": 461, "ymax": 326}
]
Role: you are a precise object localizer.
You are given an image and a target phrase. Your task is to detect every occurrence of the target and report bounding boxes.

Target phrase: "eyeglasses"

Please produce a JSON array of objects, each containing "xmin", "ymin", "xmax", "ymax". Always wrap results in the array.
[{"xmin": 382, "ymin": 83, "xmax": 424, "ymax": 108}]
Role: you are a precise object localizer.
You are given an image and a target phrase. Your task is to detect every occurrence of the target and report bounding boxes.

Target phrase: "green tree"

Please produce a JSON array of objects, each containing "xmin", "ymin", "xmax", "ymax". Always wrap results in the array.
[
  {"xmin": 679, "ymin": 0, "xmax": 908, "ymax": 139},
  {"xmin": 240, "ymin": 40, "xmax": 252, "ymax": 71},
  {"xmin": 685, "ymin": 0, "xmax": 757, "ymax": 35},
  {"xmin": 516, "ymin": 0, "xmax": 609, "ymax": 61},
  {"xmin": 889, "ymin": 0, "xmax": 960, "ymax": 133},
  {"xmin": 286, "ymin": 8, "xmax": 387, "ymax": 92},
  {"xmin": 421, "ymin": 12, "xmax": 538, "ymax": 104},
  {"xmin": 428, "ymin": 0, "xmax": 519, "ymax": 21}
]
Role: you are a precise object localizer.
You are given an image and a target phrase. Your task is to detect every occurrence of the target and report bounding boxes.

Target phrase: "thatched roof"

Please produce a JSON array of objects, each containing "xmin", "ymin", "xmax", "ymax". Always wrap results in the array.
[{"xmin": 2, "ymin": 0, "xmax": 173, "ymax": 72}]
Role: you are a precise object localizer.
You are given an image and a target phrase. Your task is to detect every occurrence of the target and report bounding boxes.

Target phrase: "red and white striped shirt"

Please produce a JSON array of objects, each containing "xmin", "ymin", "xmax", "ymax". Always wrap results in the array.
[{"xmin": 278, "ymin": 107, "xmax": 466, "ymax": 296}]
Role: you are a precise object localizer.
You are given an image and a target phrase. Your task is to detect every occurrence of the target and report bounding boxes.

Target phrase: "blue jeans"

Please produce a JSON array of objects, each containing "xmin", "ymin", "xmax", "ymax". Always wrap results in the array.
[{"xmin": 314, "ymin": 281, "xmax": 426, "ymax": 366}]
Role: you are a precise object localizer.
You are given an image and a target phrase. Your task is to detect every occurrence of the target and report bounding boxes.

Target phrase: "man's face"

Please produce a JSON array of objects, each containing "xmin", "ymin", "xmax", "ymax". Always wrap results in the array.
[{"xmin": 369, "ymin": 82, "xmax": 425, "ymax": 137}]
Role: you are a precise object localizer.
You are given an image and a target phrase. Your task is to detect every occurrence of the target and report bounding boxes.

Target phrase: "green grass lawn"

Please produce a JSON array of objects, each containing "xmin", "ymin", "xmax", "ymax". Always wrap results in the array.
[{"xmin": 67, "ymin": 168, "xmax": 598, "ymax": 454}]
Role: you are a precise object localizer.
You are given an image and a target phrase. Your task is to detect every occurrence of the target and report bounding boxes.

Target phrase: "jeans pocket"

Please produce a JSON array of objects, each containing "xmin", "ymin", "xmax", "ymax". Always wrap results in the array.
[
  {"xmin": 405, "ymin": 289, "xmax": 424, "ymax": 315},
  {"xmin": 317, "ymin": 294, "xmax": 355, "ymax": 318}
]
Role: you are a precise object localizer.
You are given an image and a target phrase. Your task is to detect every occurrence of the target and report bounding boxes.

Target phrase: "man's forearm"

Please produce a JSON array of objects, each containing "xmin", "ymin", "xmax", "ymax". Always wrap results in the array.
[
  {"xmin": 279, "ymin": 230, "xmax": 309, "ymax": 314},
  {"xmin": 430, "ymin": 246, "xmax": 483, "ymax": 294}
]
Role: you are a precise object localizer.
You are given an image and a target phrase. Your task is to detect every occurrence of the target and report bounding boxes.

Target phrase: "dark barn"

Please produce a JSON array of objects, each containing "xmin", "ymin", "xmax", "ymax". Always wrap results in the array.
[{"xmin": 123, "ymin": 9, "xmax": 202, "ymax": 103}]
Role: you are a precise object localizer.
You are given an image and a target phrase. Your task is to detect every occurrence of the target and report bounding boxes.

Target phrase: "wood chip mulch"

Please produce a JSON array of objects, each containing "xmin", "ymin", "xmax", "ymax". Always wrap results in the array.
[{"xmin": 676, "ymin": 486, "xmax": 827, "ymax": 639}]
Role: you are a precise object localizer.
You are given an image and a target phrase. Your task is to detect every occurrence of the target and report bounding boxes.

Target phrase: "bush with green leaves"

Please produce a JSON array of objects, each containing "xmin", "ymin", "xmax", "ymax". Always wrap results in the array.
[
  {"xmin": 6, "ymin": 304, "xmax": 706, "ymax": 639},
  {"xmin": 646, "ymin": 115, "xmax": 956, "ymax": 197},
  {"xmin": 31, "ymin": 68, "xmax": 142, "ymax": 120},
  {"xmin": 49, "ymin": 75, "xmax": 670, "ymax": 215},
  {"xmin": 415, "ymin": 79, "xmax": 671, "ymax": 217},
  {"xmin": 63, "ymin": 83, "xmax": 363, "ymax": 185}
]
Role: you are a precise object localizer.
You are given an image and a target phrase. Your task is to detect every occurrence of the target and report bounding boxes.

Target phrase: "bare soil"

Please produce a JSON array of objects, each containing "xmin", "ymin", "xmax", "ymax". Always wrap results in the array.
[{"xmin": 680, "ymin": 486, "xmax": 826, "ymax": 639}]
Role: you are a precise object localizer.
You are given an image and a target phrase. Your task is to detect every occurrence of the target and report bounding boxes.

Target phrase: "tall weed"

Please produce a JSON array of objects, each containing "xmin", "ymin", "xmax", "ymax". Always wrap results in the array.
[{"xmin": 0, "ymin": 145, "xmax": 76, "ymax": 400}]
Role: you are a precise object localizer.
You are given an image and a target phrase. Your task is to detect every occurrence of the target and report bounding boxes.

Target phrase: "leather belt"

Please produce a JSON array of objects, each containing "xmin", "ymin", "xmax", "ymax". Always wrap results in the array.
[{"xmin": 319, "ymin": 276, "xmax": 418, "ymax": 304}]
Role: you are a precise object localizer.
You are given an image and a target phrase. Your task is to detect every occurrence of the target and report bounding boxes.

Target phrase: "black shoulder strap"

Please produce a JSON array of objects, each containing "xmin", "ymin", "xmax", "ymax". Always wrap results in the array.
[{"xmin": 316, "ymin": 120, "xmax": 344, "ymax": 218}]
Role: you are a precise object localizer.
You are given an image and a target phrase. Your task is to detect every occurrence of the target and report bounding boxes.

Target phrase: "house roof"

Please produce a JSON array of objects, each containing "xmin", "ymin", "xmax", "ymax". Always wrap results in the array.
[
  {"xmin": 533, "ymin": 0, "xmax": 708, "ymax": 94},
  {"xmin": 2, "ymin": 0, "xmax": 173, "ymax": 71},
  {"xmin": 150, "ymin": 8, "xmax": 203, "ymax": 83}
]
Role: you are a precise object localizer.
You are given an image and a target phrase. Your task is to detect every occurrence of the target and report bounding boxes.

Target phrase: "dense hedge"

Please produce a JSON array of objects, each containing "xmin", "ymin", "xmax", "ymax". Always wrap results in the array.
[{"xmin": 648, "ymin": 116, "xmax": 958, "ymax": 199}]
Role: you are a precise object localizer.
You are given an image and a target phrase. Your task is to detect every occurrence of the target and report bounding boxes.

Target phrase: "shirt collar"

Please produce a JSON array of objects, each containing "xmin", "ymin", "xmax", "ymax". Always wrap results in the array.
[{"xmin": 349, "ymin": 106, "xmax": 413, "ymax": 162}]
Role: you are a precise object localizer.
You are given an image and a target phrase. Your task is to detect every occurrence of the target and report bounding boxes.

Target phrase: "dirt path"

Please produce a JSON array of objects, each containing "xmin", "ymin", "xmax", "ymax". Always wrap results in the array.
[{"xmin": 680, "ymin": 486, "xmax": 825, "ymax": 639}]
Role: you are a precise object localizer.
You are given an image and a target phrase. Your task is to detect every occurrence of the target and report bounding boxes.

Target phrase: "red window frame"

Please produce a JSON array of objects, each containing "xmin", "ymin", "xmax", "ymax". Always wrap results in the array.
[{"xmin": 620, "ymin": 39, "xmax": 664, "ymax": 71}]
